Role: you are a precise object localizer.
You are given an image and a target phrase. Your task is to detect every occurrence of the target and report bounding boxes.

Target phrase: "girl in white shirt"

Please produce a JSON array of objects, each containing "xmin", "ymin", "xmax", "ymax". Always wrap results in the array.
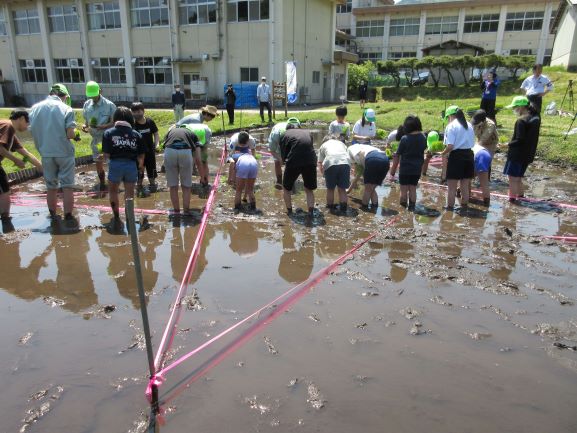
[
  {"xmin": 440, "ymin": 106, "xmax": 475, "ymax": 210},
  {"xmin": 352, "ymin": 108, "xmax": 377, "ymax": 144}
]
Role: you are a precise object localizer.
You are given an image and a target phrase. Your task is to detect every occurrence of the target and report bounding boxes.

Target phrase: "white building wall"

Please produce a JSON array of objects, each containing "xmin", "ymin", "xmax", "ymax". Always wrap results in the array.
[{"xmin": 551, "ymin": 5, "xmax": 577, "ymax": 70}]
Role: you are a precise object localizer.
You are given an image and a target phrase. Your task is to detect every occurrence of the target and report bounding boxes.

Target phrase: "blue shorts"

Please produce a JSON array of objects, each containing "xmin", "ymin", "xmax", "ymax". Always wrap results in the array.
[
  {"xmin": 108, "ymin": 158, "xmax": 138, "ymax": 183},
  {"xmin": 236, "ymin": 154, "xmax": 258, "ymax": 179},
  {"xmin": 474, "ymin": 148, "xmax": 492, "ymax": 173},
  {"xmin": 324, "ymin": 164, "xmax": 350, "ymax": 189},
  {"xmin": 363, "ymin": 151, "xmax": 389, "ymax": 185},
  {"xmin": 503, "ymin": 159, "xmax": 528, "ymax": 178}
]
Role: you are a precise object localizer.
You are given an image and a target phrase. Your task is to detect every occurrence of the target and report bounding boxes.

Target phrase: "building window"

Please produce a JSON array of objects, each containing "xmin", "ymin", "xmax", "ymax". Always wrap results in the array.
[
  {"xmin": 13, "ymin": 9, "xmax": 41, "ymax": 35},
  {"xmin": 463, "ymin": 14, "xmax": 499, "ymax": 33},
  {"xmin": 425, "ymin": 16, "xmax": 458, "ymax": 35},
  {"xmin": 93, "ymin": 58, "xmax": 126, "ymax": 84},
  {"xmin": 20, "ymin": 59, "xmax": 48, "ymax": 82},
  {"xmin": 54, "ymin": 58, "xmax": 85, "ymax": 83},
  {"xmin": 359, "ymin": 51, "xmax": 383, "ymax": 61},
  {"xmin": 549, "ymin": 10, "xmax": 557, "ymax": 33},
  {"xmin": 388, "ymin": 51, "xmax": 417, "ymax": 59},
  {"xmin": 47, "ymin": 5, "xmax": 79, "ymax": 32},
  {"xmin": 389, "ymin": 17, "xmax": 420, "ymax": 36},
  {"xmin": 179, "ymin": 0, "xmax": 217, "ymax": 25},
  {"xmin": 240, "ymin": 67, "xmax": 258, "ymax": 82},
  {"xmin": 135, "ymin": 57, "xmax": 172, "ymax": 84},
  {"xmin": 227, "ymin": 0, "xmax": 269, "ymax": 22},
  {"xmin": 312, "ymin": 71, "xmax": 320, "ymax": 84},
  {"xmin": 356, "ymin": 20, "xmax": 385, "ymax": 38},
  {"xmin": 505, "ymin": 11, "xmax": 543, "ymax": 32},
  {"xmin": 131, "ymin": 0, "xmax": 169, "ymax": 28},
  {"xmin": 0, "ymin": 10, "xmax": 7, "ymax": 36},
  {"xmin": 509, "ymin": 49, "xmax": 534, "ymax": 55},
  {"xmin": 87, "ymin": 2, "xmax": 121, "ymax": 30},
  {"xmin": 337, "ymin": 0, "xmax": 352, "ymax": 14}
]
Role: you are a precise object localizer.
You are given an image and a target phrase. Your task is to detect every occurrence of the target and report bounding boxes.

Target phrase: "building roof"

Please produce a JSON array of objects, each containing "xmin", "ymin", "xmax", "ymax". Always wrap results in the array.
[
  {"xmin": 396, "ymin": 0, "xmax": 467, "ymax": 4},
  {"xmin": 421, "ymin": 39, "xmax": 485, "ymax": 54}
]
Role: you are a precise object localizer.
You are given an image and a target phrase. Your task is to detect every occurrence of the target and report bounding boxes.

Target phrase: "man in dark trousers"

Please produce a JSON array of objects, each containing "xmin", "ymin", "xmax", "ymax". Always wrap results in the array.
[
  {"xmin": 359, "ymin": 80, "xmax": 368, "ymax": 109},
  {"xmin": 280, "ymin": 124, "xmax": 317, "ymax": 216},
  {"xmin": 172, "ymin": 84, "xmax": 186, "ymax": 122},
  {"xmin": 225, "ymin": 84, "xmax": 236, "ymax": 125},
  {"xmin": 257, "ymin": 76, "xmax": 272, "ymax": 124}
]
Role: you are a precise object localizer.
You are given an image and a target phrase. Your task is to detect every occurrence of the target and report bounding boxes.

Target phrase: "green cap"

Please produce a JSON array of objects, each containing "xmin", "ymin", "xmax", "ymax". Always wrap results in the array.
[
  {"xmin": 51, "ymin": 83, "xmax": 71, "ymax": 106},
  {"xmin": 181, "ymin": 123, "xmax": 207, "ymax": 145},
  {"xmin": 444, "ymin": 105, "xmax": 459, "ymax": 119},
  {"xmin": 86, "ymin": 81, "xmax": 100, "ymax": 98},
  {"xmin": 427, "ymin": 130, "xmax": 439, "ymax": 147},
  {"xmin": 364, "ymin": 108, "xmax": 376, "ymax": 122},
  {"xmin": 506, "ymin": 95, "xmax": 530, "ymax": 109},
  {"xmin": 287, "ymin": 117, "xmax": 300, "ymax": 126}
]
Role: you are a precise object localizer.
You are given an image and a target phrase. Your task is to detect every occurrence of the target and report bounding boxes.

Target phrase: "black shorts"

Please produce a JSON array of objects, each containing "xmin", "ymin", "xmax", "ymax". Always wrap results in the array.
[
  {"xmin": 446, "ymin": 149, "xmax": 474, "ymax": 180},
  {"xmin": 283, "ymin": 164, "xmax": 317, "ymax": 191},
  {"xmin": 399, "ymin": 174, "xmax": 420, "ymax": 186},
  {"xmin": 144, "ymin": 150, "xmax": 157, "ymax": 179},
  {"xmin": 0, "ymin": 167, "xmax": 9, "ymax": 194},
  {"xmin": 363, "ymin": 151, "xmax": 389, "ymax": 185}
]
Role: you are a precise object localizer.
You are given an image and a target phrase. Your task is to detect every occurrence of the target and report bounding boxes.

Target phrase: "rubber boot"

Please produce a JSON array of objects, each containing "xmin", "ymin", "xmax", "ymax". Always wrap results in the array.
[{"xmin": 1, "ymin": 215, "xmax": 15, "ymax": 233}]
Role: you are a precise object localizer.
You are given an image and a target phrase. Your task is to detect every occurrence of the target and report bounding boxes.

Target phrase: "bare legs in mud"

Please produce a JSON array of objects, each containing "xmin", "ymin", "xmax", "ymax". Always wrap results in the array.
[{"xmin": 447, "ymin": 178, "xmax": 471, "ymax": 209}]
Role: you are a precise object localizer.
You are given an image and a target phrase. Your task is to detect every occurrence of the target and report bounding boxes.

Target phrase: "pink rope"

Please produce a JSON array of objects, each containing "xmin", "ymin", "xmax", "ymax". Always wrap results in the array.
[
  {"xmin": 153, "ymin": 145, "xmax": 227, "ymax": 371},
  {"xmin": 146, "ymin": 216, "xmax": 400, "ymax": 403},
  {"xmin": 543, "ymin": 235, "xmax": 577, "ymax": 243}
]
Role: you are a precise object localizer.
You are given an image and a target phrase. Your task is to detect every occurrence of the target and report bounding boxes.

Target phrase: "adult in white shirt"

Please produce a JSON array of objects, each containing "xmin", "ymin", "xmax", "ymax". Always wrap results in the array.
[
  {"xmin": 352, "ymin": 108, "xmax": 377, "ymax": 144},
  {"xmin": 440, "ymin": 106, "xmax": 475, "ymax": 210},
  {"xmin": 318, "ymin": 135, "xmax": 351, "ymax": 212},
  {"xmin": 520, "ymin": 63, "xmax": 553, "ymax": 115},
  {"xmin": 256, "ymin": 76, "xmax": 272, "ymax": 124}
]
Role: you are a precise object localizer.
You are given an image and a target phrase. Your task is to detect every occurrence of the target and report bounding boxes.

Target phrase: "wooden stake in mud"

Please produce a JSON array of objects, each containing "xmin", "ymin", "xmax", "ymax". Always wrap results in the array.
[{"xmin": 125, "ymin": 199, "xmax": 159, "ymax": 429}]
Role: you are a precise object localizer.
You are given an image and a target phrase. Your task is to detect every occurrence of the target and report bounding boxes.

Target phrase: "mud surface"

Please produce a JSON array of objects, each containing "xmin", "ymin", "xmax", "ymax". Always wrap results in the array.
[{"xmin": 1, "ymin": 129, "xmax": 577, "ymax": 433}]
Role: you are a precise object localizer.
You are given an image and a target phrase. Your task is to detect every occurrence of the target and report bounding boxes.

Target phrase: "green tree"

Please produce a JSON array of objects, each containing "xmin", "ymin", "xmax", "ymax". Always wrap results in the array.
[
  {"xmin": 418, "ymin": 56, "xmax": 441, "ymax": 87},
  {"xmin": 377, "ymin": 60, "xmax": 401, "ymax": 87},
  {"xmin": 454, "ymin": 55, "xmax": 475, "ymax": 85},
  {"xmin": 504, "ymin": 55, "xmax": 535, "ymax": 79},
  {"xmin": 347, "ymin": 61, "xmax": 377, "ymax": 96},
  {"xmin": 395, "ymin": 57, "xmax": 419, "ymax": 87},
  {"xmin": 436, "ymin": 55, "xmax": 456, "ymax": 87}
]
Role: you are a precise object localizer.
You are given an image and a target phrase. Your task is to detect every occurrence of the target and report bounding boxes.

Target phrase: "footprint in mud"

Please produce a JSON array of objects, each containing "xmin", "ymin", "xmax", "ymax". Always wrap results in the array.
[
  {"xmin": 412, "ymin": 204, "xmax": 441, "ymax": 218},
  {"xmin": 288, "ymin": 208, "xmax": 326, "ymax": 227},
  {"xmin": 306, "ymin": 382, "xmax": 326, "ymax": 410},
  {"xmin": 513, "ymin": 199, "xmax": 563, "ymax": 214},
  {"xmin": 20, "ymin": 385, "xmax": 64, "ymax": 433}
]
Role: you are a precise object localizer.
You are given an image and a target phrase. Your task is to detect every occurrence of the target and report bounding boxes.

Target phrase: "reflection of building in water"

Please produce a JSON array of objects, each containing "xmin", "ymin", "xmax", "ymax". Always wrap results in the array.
[
  {"xmin": 227, "ymin": 221, "xmax": 258, "ymax": 259},
  {"xmin": 1, "ymin": 230, "xmax": 98, "ymax": 313},
  {"xmin": 171, "ymin": 225, "xmax": 214, "ymax": 286},
  {"xmin": 96, "ymin": 220, "xmax": 165, "ymax": 309},
  {"xmin": 278, "ymin": 228, "xmax": 314, "ymax": 284}
]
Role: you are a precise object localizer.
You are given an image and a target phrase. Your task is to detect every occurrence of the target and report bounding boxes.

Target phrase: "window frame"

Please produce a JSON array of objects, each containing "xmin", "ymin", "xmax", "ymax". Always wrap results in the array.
[
  {"xmin": 336, "ymin": 0, "xmax": 352, "ymax": 14},
  {"xmin": 389, "ymin": 17, "xmax": 420, "ymax": 37},
  {"xmin": 179, "ymin": 0, "xmax": 217, "ymax": 25},
  {"xmin": 227, "ymin": 0, "xmax": 269, "ymax": 23},
  {"xmin": 425, "ymin": 15, "xmax": 458, "ymax": 35},
  {"xmin": 505, "ymin": 11, "xmax": 544, "ymax": 32},
  {"xmin": 0, "ymin": 9, "xmax": 7, "ymax": 36},
  {"xmin": 47, "ymin": 5, "xmax": 79, "ymax": 33},
  {"xmin": 387, "ymin": 51, "xmax": 417, "ymax": 60},
  {"xmin": 356, "ymin": 20, "xmax": 385, "ymax": 38},
  {"xmin": 130, "ymin": 0, "xmax": 169, "ymax": 28},
  {"xmin": 13, "ymin": 8, "xmax": 41, "ymax": 35},
  {"xmin": 19, "ymin": 59, "xmax": 48, "ymax": 83},
  {"xmin": 92, "ymin": 57, "xmax": 127, "ymax": 84},
  {"xmin": 86, "ymin": 1, "xmax": 122, "ymax": 31},
  {"xmin": 134, "ymin": 57, "xmax": 173, "ymax": 85},
  {"xmin": 240, "ymin": 67, "xmax": 259, "ymax": 82},
  {"xmin": 463, "ymin": 13, "xmax": 499, "ymax": 33},
  {"xmin": 54, "ymin": 58, "xmax": 85, "ymax": 83}
]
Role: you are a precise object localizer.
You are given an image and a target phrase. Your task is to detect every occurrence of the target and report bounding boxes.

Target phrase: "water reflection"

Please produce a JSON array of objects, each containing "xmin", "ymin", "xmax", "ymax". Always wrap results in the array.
[
  {"xmin": 278, "ymin": 227, "xmax": 314, "ymax": 283},
  {"xmin": 171, "ymin": 225, "xmax": 214, "ymax": 285},
  {"xmin": 226, "ymin": 221, "xmax": 259, "ymax": 258},
  {"xmin": 489, "ymin": 205, "xmax": 518, "ymax": 281}
]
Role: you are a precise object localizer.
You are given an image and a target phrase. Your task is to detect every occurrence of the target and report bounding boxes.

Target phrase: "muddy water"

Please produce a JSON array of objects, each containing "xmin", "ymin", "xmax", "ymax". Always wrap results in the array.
[{"xmin": 1, "ymin": 129, "xmax": 577, "ymax": 433}]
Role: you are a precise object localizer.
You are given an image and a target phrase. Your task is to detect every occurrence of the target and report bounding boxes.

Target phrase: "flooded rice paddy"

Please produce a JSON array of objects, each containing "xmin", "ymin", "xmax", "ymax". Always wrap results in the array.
[{"xmin": 1, "ymin": 128, "xmax": 577, "ymax": 433}]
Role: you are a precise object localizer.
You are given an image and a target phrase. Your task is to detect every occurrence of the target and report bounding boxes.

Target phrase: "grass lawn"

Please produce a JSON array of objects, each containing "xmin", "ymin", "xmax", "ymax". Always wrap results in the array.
[{"xmin": 2, "ymin": 66, "xmax": 576, "ymax": 175}]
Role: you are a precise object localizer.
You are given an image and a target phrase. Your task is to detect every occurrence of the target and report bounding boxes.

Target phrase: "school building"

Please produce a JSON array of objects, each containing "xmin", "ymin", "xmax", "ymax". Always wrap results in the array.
[
  {"xmin": 335, "ymin": 0, "xmax": 557, "ymax": 64},
  {"xmin": 551, "ymin": 0, "xmax": 577, "ymax": 70},
  {"xmin": 0, "ymin": 0, "xmax": 355, "ymax": 107}
]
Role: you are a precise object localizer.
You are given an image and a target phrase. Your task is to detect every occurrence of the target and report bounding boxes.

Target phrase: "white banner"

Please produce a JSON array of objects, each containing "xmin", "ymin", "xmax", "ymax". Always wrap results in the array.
[{"xmin": 286, "ymin": 61, "xmax": 298, "ymax": 104}]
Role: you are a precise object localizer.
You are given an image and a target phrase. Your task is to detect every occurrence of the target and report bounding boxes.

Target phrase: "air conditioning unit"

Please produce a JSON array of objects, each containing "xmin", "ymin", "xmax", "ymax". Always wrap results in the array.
[
  {"xmin": 201, "ymin": 53, "xmax": 209, "ymax": 61},
  {"xmin": 69, "ymin": 58, "xmax": 79, "ymax": 68},
  {"xmin": 131, "ymin": 57, "xmax": 138, "ymax": 64},
  {"xmin": 118, "ymin": 57, "xmax": 125, "ymax": 65},
  {"xmin": 91, "ymin": 59, "xmax": 100, "ymax": 66},
  {"xmin": 25, "ymin": 59, "xmax": 35, "ymax": 68}
]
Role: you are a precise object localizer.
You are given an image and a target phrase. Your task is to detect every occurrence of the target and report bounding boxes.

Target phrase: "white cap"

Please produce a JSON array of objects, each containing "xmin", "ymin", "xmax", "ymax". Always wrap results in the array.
[{"xmin": 261, "ymin": 76, "xmax": 267, "ymax": 81}]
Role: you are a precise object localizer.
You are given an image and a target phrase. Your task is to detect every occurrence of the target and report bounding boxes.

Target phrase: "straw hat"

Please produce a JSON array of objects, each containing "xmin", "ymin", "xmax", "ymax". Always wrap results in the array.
[{"xmin": 201, "ymin": 105, "xmax": 218, "ymax": 117}]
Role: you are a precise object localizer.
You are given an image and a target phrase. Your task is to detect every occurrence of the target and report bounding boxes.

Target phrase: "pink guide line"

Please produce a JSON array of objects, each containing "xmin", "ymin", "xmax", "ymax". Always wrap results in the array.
[
  {"xmin": 543, "ymin": 235, "xmax": 577, "ymax": 242},
  {"xmin": 150, "ymin": 217, "xmax": 400, "ymax": 395},
  {"xmin": 153, "ymin": 146, "xmax": 227, "ymax": 371},
  {"xmin": 419, "ymin": 181, "xmax": 577, "ymax": 211}
]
